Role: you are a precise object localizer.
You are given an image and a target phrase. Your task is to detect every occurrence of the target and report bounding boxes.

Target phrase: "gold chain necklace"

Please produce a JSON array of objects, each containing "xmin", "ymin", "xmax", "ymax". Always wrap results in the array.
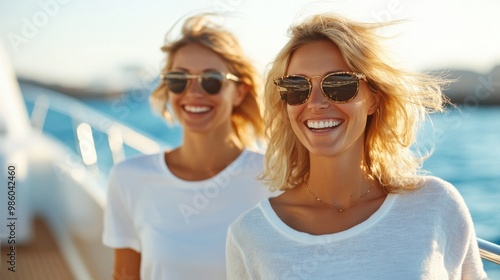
[{"xmin": 305, "ymin": 181, "xmax": 373, "ymax": 212}]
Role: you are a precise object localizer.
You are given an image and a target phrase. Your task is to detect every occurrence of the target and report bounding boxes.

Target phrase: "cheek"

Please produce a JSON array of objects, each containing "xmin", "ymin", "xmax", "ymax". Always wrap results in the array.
[
  {"xmin": 286, "ymin": 105, "xmax": 305, "ymax": 132},
  {"xmin": 168, "ymin": 94, "xmax": 179, "ymax": 106},
  {"xmin": 218, "ymin": 83, "xmax": 236, "ymax": 101},
  {"xmin": 286, "ymin": 105, "xmax": 301, "ymax": 119},
  {"xmin": 168, "ymin": 95, "xmax": 183, "ymax": 113},
  {"xmin": 350, "ymin": 91, "xmax": 373, "ymax": 113},
  {"xmin": 219, "ymin": 92, "xmax": 236, "ymax": 109},
  {"xmin": 346, "ymin": 101, "xmax": 371, "ymax": 128}
]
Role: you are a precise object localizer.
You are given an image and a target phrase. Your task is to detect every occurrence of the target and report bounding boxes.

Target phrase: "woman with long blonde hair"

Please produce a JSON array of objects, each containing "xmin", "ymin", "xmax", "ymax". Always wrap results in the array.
[
  {"xmin": 103, "ymin": 13, "xmax": 274, "ymax": 280},
  {"xmin": 227, "ymin": 13, "xmax": 486, "ymax": 279}
]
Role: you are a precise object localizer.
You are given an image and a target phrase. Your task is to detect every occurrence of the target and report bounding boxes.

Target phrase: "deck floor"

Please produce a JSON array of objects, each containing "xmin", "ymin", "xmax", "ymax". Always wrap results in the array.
[{"xmin": 1, "ymin": 217, "xmax": 74, "ymax": 280}]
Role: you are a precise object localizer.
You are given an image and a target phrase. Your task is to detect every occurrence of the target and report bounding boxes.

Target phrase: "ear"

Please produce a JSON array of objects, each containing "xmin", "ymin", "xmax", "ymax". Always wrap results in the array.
[
  {"xmin": 367, "ymin": 91, "xmax": 380, "ymax": 115},
  {"xmin": 233, "ymin": 83, "xmax": 249, "ymax": 107}
]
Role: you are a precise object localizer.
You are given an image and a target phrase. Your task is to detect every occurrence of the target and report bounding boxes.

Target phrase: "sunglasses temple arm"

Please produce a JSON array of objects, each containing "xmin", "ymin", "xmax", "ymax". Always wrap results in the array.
[{"xmin": 226, "ymin": 73, "xmax": 240, "ymax": 82}]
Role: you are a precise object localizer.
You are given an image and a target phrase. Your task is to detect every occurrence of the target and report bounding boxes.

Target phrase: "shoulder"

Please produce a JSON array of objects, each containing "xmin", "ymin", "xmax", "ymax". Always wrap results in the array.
[
  {"xmin": 407, "ymin": 176, "xmax": 470, "ymax": 217},
  {"xmin": 239, "ymin": 149, "xmax": 264, "ymax": 166},
  {"xmin": 228, "ymin": 200, "xmax": 268, "ymax": 238},
  {"xmin": 226, "ymin": 149, "xmax": 265, "ymax": 177},
  {"xmin": 414, "ymin": 176, "xmax": 462, "ymax": 201},
  {"xmin": 108, "ymin": 152, "xmax": 166, "ymax": 188},
  {"xmin": 110, "ymin": 152, "xmax": 164, "ymax": 176},
  {"xmin": 106, "ymin": 152, "xmax": 168, "ymax": 203}
]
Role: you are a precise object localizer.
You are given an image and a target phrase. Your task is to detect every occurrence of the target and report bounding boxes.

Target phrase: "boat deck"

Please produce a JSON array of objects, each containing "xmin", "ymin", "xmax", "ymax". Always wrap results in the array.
[{"xmin": 1, "ymin": 217, "xmax": 74, "ymax": 280}]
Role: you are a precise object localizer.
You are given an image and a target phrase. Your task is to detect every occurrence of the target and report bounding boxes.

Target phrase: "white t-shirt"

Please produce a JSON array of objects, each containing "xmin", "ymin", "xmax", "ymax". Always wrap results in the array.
[
  {"xmin": 102, "ymin": 149, "xmax": 274, "ymax": 280},
  {"xmin": 227, "ymin": 176, "xmax": 487, "ymax": 280}
]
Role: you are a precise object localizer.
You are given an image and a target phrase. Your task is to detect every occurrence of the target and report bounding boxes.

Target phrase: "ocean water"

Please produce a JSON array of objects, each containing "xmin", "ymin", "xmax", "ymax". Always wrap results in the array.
[
  {"xmin": 420, "ymin": 107, "xmax": 500, "ymax": 242},
  {"xmin": 22, "ymin": 85, "xmax": 500, "ymax": 276},
  {"xmin": 418, "ymin": 106, "xmax": 500, "ymax": 277}
]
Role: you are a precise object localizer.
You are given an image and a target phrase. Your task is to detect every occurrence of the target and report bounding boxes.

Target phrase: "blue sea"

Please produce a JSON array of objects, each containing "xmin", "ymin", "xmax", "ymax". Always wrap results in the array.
[{"xmin": 22, "ymin": 84, "xmax": 500, "ymax": 276}]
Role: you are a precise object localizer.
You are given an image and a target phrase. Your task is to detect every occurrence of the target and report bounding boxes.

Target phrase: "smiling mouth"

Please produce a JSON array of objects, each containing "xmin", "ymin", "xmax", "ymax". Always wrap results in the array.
[
  {"xmin": 306, "ymin": 119, "xmax": 343, "ymax": 130},
  {"xmin": 183, "ymin": 105, "xmax": 212, "ymax": 114}
]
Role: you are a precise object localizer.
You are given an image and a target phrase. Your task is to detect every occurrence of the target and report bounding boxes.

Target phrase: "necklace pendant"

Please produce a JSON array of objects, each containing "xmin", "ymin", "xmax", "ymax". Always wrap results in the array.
[{"xmin": 305, "ymin": 181, "xmax": 374, "ymax": 213}]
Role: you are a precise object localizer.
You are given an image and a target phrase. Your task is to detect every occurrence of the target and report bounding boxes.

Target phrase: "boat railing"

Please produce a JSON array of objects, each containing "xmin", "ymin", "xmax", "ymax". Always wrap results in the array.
[
  {"xmin": 478, "ymin": 237, "xmax": 500, "ymax": 265},
  {"xmin": 26, "ymin": 86, "xmax": 166, "ymax": 153},
  {"xmin": 20, "ymin": 85, "xmax": 172, "ymax": 279},
  {"xmin": 24, "ymin": 86, "xmax": 169, "ymax": 201}
]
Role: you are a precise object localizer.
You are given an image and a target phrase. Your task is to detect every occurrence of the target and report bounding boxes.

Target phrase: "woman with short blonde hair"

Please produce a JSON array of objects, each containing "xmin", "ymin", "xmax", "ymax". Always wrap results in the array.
[
  {"xmin": 150, "ymin": 14, "xmax": 264, "ymax": 146},
  {"xmin": 103, "ymin": 14, "xmax": 274, "ymax": 280}
]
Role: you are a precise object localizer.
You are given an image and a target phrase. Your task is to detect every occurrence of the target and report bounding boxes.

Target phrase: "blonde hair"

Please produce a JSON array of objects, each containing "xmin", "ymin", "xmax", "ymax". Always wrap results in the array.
[
  {"xmin": 150, "ymin": 13, "xmax": 264, "ymax": 146},
  {"xmin": 261, "ymin": 14, "xmax": 449, "ymax": 193}
]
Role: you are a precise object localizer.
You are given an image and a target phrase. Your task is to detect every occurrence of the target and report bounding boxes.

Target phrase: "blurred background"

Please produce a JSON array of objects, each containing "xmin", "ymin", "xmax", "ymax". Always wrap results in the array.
[{"xmin": 1, "ymin": 0, "xmax": 499, "ymax": 279}]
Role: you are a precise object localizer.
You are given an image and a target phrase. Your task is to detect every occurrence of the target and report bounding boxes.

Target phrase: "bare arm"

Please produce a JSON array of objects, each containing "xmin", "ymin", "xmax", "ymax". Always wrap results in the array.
[{"xmin": 113, "ymin": 248, "xmax": 141, "ymax": 280}]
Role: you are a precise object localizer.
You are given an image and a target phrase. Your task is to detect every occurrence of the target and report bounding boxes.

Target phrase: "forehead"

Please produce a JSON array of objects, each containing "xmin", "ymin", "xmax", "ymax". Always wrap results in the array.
[
  {"xmin": 171, "ymin": 43, "xmax": 228, "ymax": 72},
  {"xmin": 286, "ymin": 40, "xmax": 351, "ymax": 75}
]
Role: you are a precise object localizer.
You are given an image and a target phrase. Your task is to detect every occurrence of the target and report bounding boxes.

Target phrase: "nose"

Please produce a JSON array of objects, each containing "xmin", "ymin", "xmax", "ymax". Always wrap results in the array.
[
  {"xmin": 307, "ymin": 79, "xmax": 329, "ymax": 110},
  {"xmin": 184, "ymin": 78, "xmax": 204, "ymax": 96}
]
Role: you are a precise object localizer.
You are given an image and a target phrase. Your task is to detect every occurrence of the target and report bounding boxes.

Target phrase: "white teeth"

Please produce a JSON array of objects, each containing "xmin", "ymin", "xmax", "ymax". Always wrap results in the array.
[
  {"xmin": 185, "ymin": 106, "xmax": 210, "ymax": 113},
  {"xmin": 307, "ymin": 120, "xmax": 341, "ymax": 129}
]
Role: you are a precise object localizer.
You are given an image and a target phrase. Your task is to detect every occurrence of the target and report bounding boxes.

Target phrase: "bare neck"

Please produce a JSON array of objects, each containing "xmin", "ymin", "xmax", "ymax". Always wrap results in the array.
[
  {"xmin": 165, "ymin": 129, "xmax": 244, "ymax": 180},
  {"xmin": 307, "ymin": 152, "xmax": 372, "ymax": 206}
]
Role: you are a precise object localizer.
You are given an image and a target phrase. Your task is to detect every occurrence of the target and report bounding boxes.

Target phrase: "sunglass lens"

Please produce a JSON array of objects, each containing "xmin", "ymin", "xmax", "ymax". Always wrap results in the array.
[
  {"xmin": 201, "ymin": 72, "xmax": 224, "ymax": 94},
  {"xmin": 322, "ymin": 73, "xmax": 358, "ymax": 102},
  {"xmin": 276, "ymin": 76, "xmax": 310, "ymax": 105},
  {"xmin": 164, "ymin": 72, "xmax": 188, "ymax": 94}
]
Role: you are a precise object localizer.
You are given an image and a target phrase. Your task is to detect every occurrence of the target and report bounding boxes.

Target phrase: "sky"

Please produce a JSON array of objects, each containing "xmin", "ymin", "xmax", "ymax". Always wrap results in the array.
[{"xmin": 1, "ymin": 0, "xmax": 500, "ymax": 92}]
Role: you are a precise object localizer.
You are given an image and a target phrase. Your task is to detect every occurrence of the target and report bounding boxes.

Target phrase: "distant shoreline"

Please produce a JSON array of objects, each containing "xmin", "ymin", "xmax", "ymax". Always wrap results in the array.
[
  {"xmin": 429, "ymin": 66, "xmax": 500, "ymax": 105},
  {"xmin": 17, "ymin": 77, "xmax": 123, "ymax": 100}
]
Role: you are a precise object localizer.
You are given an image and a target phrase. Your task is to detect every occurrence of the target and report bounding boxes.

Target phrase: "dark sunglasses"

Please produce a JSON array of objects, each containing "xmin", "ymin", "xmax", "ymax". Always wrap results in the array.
[
  {"xmin": 160, "ymin": 70, "xmax": 240, "ymax": 95},
  {"xmin": 274, "ymin": 71, "xmax": 367, "ymax": 105}
]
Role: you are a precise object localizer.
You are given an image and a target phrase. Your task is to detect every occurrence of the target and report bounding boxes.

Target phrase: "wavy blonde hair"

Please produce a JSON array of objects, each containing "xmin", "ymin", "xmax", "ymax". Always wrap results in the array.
[
  {"xmin": 261, "ymin": 14, "xmax": 449, "ymax": 193},
  {"xmin": 150, "ymin": 14, "xmax": 264, "ymax": 146}
]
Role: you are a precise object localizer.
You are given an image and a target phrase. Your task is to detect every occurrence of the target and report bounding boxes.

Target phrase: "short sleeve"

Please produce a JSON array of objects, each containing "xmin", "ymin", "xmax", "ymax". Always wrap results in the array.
[
  {"xmin": 102, "ymin": 166, "xmax": 141, "ymax": 251},
  {"xmin": 461, "ymin": 231, "xmax": 488, "ymax": 280},
  {"xmin": 440, "ymin": 179, "xmax": 488, "ymax": 280},
  {"xmin": 457, "ymin": 202, "xmax": 488, "ymax": 280},
  {"xmin": 226, "ymin": 225, "xmax": 252, "ymax": 280}
]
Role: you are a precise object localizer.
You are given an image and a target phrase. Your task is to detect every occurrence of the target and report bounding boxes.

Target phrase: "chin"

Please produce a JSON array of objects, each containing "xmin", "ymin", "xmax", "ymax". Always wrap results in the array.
[
  {"xmin": 185, "ymin": 126, "xmax": 211, "ymax": 134},
  {"xmin": 306, "ymin": 146, "xmax": 341, "ymax": 157}
]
